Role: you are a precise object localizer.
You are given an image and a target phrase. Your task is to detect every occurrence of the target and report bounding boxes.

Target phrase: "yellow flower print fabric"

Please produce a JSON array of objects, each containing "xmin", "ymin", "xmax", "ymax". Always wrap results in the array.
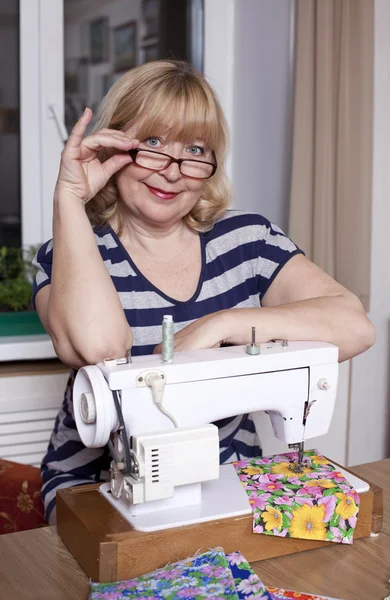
[{"xmin": 233, "ymin": 450, "xmax": 359, "ymax": 543}]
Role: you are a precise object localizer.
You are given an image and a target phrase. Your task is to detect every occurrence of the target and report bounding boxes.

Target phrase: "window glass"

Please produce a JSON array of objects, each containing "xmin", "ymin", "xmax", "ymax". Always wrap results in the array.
[
  {"xmin": 0, "ymin": 0, "xmax": 20, "ymax": 247},
  {"xmin": 64, "ymin": 0, "xmax": 204, "ymax": 131}
]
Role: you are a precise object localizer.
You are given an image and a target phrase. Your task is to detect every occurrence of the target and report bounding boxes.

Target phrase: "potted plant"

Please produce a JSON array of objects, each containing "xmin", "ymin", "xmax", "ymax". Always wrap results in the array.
[{"xmin": 0, "ymin": 246, "xmax": 46, "ymax": 336}]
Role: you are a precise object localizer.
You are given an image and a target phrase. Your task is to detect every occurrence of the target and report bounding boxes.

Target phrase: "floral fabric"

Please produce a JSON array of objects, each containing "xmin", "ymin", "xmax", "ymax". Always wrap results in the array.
[
  {"xmin": 226, "ymin": 552, "xmax": 272, "ymax": 599},
  {"xmin": 0, "ymin": 459, "xmax": 45, "ymax": 535},
  {"xmin": 267, "ymin": 588, "xmax": 341, "ymax": 600},
  {"xmin": 233, "ymin": 450, "xmax": 359, "ymax": 543},
  {"xmin": 90, "ymin": 548, "xmax": 342, "ymax": 600},
  {"xmin": 90, "ymin": 548, "xmax": 239, "ymax": 599}
]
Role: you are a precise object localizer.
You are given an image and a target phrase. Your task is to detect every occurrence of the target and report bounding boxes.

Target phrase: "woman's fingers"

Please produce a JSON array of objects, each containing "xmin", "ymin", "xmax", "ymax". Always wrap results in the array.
[
  {"xmin": 66, "ymin": 107, "xmax": 93, "ymax": 150},
  {"xmin": 57, "ymin": 109, "xmax": 139, "ymax": 201},
  {"xmin": 64, "ymin": 109, "xmax": 139, "ymax": 158},
  {"xmin": 80, "ymin": 133, "xmax": 138, "ymax": 156},
  {"xmin": 100, "ymin": 153, "xmax": 134, "ymax": 181}
]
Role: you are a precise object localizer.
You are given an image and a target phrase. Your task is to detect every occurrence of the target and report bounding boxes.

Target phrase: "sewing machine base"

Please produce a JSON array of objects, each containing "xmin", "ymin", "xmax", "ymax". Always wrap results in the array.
[
  {"xmin": 100, "ymin": 462, "xmax": 370, "ymax": 532},
  {"xmin": 57, "ymin": 462, "xmax": 383, "ymax": 582}
]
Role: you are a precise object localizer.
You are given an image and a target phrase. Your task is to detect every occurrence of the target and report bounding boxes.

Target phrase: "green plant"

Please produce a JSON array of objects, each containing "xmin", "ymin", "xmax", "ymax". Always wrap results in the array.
[{"xmin": 0, "ymin": 246, "xmax": 39, "ymax": 312}]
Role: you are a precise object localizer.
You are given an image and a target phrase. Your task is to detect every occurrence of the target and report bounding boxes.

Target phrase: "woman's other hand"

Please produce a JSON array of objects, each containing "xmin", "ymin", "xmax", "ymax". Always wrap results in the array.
[
  {"xmin": 55, "ymin": 108, "xmax": 138, "ymax": 204},
  {"xmin": 153, "ymin": 311, "xmax": 231, "ymax": 354}
]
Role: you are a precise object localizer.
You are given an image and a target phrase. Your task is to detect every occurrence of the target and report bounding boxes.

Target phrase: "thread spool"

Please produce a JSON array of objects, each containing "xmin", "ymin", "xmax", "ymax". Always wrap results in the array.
[{"xmin": 162, "ymin": 315, "xmax": 174, "ymax": 363}]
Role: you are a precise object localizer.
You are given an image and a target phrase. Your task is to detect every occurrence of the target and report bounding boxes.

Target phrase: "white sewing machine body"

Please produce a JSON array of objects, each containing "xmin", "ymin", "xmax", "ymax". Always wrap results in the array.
[{"xmin": 73, "ymin": 341, "xmax": 347, "ymax": 532}]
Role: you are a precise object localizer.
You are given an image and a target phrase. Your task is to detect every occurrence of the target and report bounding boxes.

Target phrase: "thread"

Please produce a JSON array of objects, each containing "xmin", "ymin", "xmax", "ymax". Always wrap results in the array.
[{"xmin": 162, "ymin": 315, "xmax": 174, "ymax": 363}]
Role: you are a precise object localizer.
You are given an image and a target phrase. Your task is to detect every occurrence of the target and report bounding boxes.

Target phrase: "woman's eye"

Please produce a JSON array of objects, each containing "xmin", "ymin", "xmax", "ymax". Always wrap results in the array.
[
  {"xmin": 145, "ymin": 137, "xmax": 161, "ymax": 147},
  {"xmin": 188, "ymin": 145, "xmax": 204, "ymax": 156}
]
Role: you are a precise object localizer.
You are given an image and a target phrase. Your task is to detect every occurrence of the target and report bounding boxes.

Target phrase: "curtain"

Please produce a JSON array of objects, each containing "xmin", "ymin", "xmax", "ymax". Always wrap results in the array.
[{"xmin": 289, "ymin": 0, "xmax": 374, "ymax": 311}]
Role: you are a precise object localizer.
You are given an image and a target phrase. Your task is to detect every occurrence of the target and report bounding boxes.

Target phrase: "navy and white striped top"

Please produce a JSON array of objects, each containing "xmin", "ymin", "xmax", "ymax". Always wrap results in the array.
[{"xmin": 32, "ymin": 210, "xmax": 302, "ymax": 521}]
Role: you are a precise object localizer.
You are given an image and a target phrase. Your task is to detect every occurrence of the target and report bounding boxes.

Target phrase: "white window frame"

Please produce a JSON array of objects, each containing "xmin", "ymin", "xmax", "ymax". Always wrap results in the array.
[
  {"xmin": 20, "ymin": 0, "xmax": 41, "ymax": 247},
  {"xmin": 9, "ymin": 0, "xmax": 63, "ymax": 360},
  {"xmin": 20, "ymin": 0, "xmax": 64, "ymax": 248}
]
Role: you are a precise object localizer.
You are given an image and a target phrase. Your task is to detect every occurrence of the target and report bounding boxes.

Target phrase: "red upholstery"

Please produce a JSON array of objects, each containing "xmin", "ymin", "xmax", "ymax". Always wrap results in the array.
[{"xmin": 0, "ymin": 459, "xmax": 46, "ymax": 534}]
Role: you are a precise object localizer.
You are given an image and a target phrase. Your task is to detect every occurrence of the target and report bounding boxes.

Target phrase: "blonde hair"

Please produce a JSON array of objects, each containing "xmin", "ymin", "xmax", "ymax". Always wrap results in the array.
[{"xmin": 86, "ymin": 60, "xmax": 231, "ymax": 234}]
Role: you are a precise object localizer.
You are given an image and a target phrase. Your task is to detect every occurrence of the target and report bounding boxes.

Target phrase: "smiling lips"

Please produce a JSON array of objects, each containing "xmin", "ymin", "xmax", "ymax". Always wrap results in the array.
[{"xmin": 145, "ymin": 183, "xmax": 179, "ymax": 200}]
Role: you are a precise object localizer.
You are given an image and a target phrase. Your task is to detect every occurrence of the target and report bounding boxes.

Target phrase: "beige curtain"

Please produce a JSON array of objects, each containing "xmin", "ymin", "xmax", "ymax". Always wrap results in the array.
[{"xmin": 289, "ymin": 0, "xmax": 374, "ymax": 311}]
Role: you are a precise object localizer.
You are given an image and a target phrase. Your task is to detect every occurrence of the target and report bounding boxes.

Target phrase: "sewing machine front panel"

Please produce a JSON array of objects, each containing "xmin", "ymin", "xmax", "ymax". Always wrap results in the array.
[{"xmin": 120, "ymin": 367, "xmax": 310, "ymax": 443}]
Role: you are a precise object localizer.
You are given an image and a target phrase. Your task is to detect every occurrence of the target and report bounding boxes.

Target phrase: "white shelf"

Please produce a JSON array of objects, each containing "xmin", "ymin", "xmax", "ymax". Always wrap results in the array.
[{"xmin": 0, "ymin": 334, "xmax": 56, "ymax": 362}]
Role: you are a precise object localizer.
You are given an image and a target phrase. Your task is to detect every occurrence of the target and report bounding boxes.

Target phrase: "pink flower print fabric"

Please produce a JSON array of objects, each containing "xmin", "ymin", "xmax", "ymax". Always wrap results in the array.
[
  {"xmin": 233, "ymin": 450, "xmax": 359, "ymax": 544},
  {"xmin": 90, "ymin": 548, "xmax": 239, "ymax": 599},
  {"xmin": 90, "ymin": 549, "xmax": 273, "ymax": 600},
  {"xmin": 89, "ymin": 547, "xmax": 343, "ymax": 600},
  {"xmin": 226, "ymin": 552, "xmax": 272, "ymax": 599}
]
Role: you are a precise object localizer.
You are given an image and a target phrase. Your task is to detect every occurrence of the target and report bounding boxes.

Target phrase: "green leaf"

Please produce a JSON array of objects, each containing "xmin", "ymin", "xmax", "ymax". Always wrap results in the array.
[
  {"xmin": 276, "ymin": 504, "xmax": 294, "ymax": 512},
  {"xmin": 282, "ymin": 513, "xmax": 291, "ymax": 529},
  {"xmin": 340, "ymin": 526, "xmax": 354, "ymax": 539},
  {"xmin": 271, "ymin": 490, "xmax": 285, "ymax": 497},
  {"xmin": 236, "ymin": 561, "xmax": 251, "ymax": 572},
  {"xmin": 323, "ymin": 488, "xmax": 337, "ymax": 497},
  {"xmin": 284, "ymin": 484, "xmax": 301, "ymax": 490},
  {"xmin": 330, "ymin": 513, "xmax": 340, "ymax": 527},
  {"xmin": 326, "ymin": 530, "xmax": 335, "ymax": 541}
]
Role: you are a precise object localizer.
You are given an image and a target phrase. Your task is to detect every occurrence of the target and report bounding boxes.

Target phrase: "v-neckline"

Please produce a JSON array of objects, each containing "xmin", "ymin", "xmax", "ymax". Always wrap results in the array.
[{"xmin": 108, "ymin": 225, "xmax": 206, "ymax": 305}]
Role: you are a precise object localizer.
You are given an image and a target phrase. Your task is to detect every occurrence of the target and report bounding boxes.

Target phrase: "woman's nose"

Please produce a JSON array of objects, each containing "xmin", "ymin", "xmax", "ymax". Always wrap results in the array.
[{"xmin": 161, "ymin": 161, "xmax": 181, "ymax": 181}]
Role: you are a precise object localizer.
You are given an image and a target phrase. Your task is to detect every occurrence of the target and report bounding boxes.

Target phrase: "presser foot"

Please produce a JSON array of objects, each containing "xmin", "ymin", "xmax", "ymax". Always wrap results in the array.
[{"xmin": 288, "ymin": 442, "xmax": 305, "ymax": 473}]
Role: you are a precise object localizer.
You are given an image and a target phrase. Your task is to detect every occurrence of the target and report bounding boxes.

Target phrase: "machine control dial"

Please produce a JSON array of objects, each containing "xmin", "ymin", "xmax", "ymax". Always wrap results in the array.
[
  {"xmin": 80, "ymin": 392, "xmax": 97, "ymax": 424},
  {"xmin": 317, "ymin": 378, "xmax": 330, "ymax": 391}
]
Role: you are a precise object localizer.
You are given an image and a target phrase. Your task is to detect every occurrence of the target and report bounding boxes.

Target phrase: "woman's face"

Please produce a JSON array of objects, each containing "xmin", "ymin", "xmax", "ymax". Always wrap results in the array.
[{"xmin": 115, "ymin": 124, "xmax": 213, "ymax": 231}]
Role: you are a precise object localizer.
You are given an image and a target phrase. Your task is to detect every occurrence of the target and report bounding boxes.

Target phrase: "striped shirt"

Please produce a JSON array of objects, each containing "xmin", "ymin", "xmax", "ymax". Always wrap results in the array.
[{"xmin": 32, "ymin": 210, "xmax": 302, "ymax": 521}]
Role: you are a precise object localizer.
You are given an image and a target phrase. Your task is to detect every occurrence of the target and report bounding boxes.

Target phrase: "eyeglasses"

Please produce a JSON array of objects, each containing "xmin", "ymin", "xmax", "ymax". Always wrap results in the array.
[{"xmin": 128, "ymin": 148, "xmax": 217, "ymax": 180}]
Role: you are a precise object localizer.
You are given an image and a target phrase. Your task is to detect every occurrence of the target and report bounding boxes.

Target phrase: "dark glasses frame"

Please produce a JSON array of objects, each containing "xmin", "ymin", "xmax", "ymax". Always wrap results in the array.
[{"xmin": 128, "ymin": 148, "xmax": 218, "ymax": 179}]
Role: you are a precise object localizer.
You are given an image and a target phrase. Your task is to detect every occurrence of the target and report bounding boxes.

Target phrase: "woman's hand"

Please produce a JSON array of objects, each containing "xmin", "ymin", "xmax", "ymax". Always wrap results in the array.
[
  {"xmin": 55, "ymin": 107, "xmax": 138, "ymax": 204},
  {"xmin": 153, "ymin": 311, "xmax": 231, "ymax": 354}
]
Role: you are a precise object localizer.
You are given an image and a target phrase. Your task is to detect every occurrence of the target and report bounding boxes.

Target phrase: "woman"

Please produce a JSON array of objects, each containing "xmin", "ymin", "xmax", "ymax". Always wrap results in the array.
[{"xmin": 33, "ymin": 60, "xmax": 375, "ymax": 524}]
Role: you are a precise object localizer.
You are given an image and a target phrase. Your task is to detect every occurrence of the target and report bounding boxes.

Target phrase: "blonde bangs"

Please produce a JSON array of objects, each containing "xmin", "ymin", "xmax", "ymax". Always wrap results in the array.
[
  {"xmin": 133, "ymin": 81, "xmax": 226, "ymax": 158},
  {"xmin": 86, "ymin": 60, "xmax": 232, "ymax": 234}
]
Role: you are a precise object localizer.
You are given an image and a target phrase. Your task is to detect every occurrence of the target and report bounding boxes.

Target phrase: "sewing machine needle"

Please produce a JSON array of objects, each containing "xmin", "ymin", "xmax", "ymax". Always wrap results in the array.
[{"xmin": 297, "ymin": 441, "xmax": 304, "ymax": 469}]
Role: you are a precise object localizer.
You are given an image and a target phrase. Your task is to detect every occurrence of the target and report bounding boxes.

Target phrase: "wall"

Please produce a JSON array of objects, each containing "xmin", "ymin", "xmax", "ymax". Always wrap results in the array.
[
  {"xmin": 347, "ymin": 0, "xmax": 390, "ymax": 466},
  {"xmin": 231, "ymin": 0, "xmax": 294, "ymax": 230},
  {"xmin": 205, "ymin": 0, "xmax": 294, "ymax": 231}
]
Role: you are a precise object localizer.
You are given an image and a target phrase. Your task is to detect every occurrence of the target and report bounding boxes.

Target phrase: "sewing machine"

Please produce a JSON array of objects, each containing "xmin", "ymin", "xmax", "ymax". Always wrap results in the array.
[{"xmin": 57, "ymin": 335, "xmax": 382, "ymax": 582}]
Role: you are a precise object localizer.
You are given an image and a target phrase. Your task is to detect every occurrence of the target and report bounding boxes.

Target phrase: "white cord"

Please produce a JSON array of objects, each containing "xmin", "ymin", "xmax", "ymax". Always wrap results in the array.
[{"xmin": 145, "ymin": 373, "xmax": 178, "ymax": 428}]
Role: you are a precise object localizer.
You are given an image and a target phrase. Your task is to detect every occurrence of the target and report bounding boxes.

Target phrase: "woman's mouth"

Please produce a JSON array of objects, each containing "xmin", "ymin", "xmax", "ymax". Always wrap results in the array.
[{"xmin": 144, "ymin": 184, "xmax": 179, "ymax": 200}]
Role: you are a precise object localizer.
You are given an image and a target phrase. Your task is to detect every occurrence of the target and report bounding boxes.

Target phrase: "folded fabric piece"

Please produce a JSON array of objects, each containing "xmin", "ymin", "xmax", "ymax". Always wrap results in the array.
[
  {"xmin": 233, "ymin": 450, "xmax": 359, "ymax": 543},
  {"xmin": 90, "ymin": 547, "xmax": 342, "ymax": 600},
  {"xmin": 226, "ymin": 551, "xmax": 273, "ymax": 599},
  {"xmin": 90, "ymin": 548, "xmax": 239, "ymax": 599},
  {"xmin": 266, "ymin": 588, "xmax": 341, "ymax": 600}
]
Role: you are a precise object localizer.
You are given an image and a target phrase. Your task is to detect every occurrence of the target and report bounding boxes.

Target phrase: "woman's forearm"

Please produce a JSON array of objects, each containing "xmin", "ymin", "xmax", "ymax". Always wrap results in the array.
[
  {"xmin": 223, "ymin": 294, "xmax": 375, "ymax": 362},
  {"xmin": 49, "ymin": 194, "xmax": 132, "ymax": 364}
]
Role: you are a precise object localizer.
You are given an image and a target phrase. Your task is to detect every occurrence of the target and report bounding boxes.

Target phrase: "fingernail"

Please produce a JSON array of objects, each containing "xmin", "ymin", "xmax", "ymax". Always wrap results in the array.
[{"xmin": 83, "ymin": 107, "xmax": 89, "ymax": 115}]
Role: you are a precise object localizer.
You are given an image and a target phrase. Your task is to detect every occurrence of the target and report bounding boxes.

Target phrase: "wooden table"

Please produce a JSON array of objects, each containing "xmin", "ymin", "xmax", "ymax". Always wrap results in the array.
[{"xmin": 0, "ymin": 459, "xmax": 389, "ymax": 600}]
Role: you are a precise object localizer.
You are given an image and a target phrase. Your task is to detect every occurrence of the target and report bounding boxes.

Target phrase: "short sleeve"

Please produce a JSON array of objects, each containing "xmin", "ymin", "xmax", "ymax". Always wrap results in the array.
[
  {"xmin": 31, "ymin": 239, "xmax": 53, "ymax": 308},
  {"xmin": 256, "ymin": 219, "xmax": 304, "ymax": 301}
]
